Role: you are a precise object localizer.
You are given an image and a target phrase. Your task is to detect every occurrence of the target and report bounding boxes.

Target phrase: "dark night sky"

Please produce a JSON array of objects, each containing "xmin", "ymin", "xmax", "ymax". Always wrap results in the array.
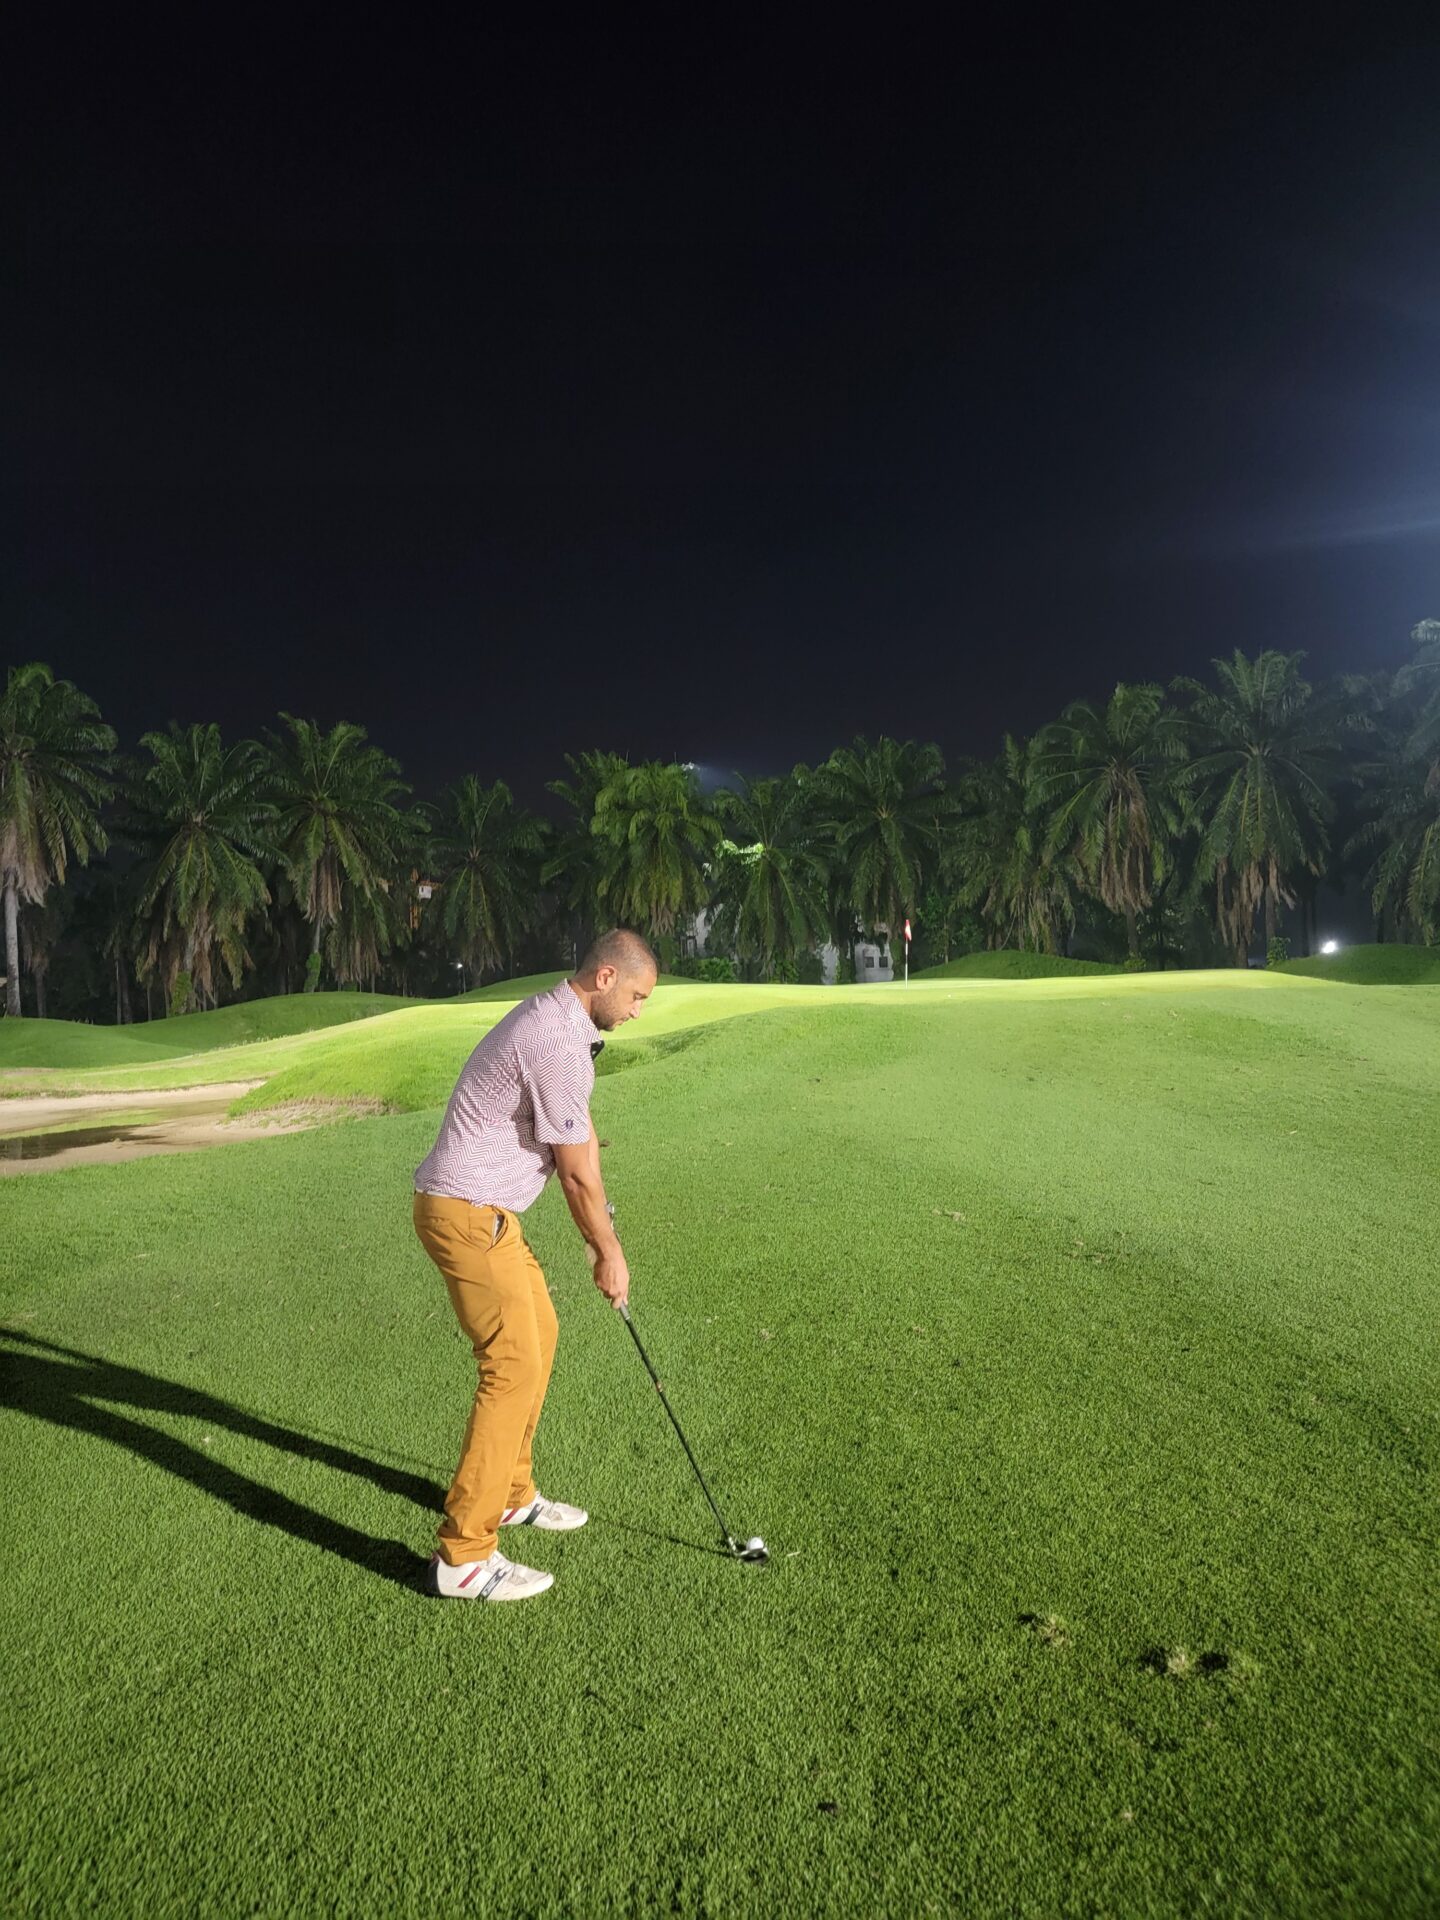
[{"xmin": 4, "ymin": 16, "xmax": 1439, "ymax": 810}]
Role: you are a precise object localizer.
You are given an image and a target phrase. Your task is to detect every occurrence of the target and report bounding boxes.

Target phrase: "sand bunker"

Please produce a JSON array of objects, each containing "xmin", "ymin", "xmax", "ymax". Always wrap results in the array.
[{"xmin": 0, "ymin": 1082, "xmax": 317, "ymax": 1175}]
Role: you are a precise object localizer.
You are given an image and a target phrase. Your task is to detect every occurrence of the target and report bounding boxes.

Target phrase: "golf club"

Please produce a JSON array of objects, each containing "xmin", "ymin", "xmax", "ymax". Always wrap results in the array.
[{"xmin": 618, "ymin": 1302, "xmax": 768, "ymax": 1565}]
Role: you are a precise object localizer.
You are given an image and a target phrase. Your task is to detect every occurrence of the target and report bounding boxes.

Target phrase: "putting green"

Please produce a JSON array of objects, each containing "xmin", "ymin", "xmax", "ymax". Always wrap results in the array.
[
  {"xmin": 916, "ymin": 950, "xmax": 1126, "ymax": 979},
  {"xmin": 3, "ymin": 972, "xmax": 1438, "ymax": 1914}
]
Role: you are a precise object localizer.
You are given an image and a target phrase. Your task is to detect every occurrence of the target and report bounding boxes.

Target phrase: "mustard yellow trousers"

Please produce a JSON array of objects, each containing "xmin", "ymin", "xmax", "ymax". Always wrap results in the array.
[{"xmin": 412, "ymin": 1192, "xmax": 559, "ymax": 1565}]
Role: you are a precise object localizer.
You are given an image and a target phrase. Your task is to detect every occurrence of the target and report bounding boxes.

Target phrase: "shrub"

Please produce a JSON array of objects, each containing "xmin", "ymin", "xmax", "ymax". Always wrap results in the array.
[
  {"xmin": 1266, "ymin": 936, "xmax": 1290, "ymax": 968},
  {"xmin": 1123, "ymin": 953, "xmax": 1147, "ymax": 973}
]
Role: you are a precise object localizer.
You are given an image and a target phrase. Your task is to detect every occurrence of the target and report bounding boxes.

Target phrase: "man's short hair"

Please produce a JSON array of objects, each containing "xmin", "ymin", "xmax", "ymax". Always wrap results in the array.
[{"xmin": 578, "ymin": 927, "xmax": 659, "ymax": 979}]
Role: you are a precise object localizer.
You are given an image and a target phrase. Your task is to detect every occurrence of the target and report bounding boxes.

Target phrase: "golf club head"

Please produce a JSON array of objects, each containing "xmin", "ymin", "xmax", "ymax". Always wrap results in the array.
[{"xmin": 729, "ymin": 1535, "xmax": 769, "ymax": 1565}]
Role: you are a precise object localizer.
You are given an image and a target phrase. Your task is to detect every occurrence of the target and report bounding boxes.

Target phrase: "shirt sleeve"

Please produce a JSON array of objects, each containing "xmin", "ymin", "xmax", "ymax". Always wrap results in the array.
[{"xmin": 525, "ymin": 1045, "xmax": 592, "ymax": 1146}]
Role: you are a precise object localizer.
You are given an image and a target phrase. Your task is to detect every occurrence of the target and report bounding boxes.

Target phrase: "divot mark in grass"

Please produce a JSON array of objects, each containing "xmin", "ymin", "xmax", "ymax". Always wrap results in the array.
[
  {"xmin": 1018, "ymin": 1612, "xmax": 1071, "ymax": 1648},
  {"xmin": 1138, "ymin": 1645, "xmax": 1254, "ymax": 1685}
]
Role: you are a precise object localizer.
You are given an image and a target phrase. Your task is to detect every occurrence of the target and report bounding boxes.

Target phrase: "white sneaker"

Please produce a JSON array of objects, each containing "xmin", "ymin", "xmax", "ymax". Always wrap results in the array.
[
  {"xmin": 427, "ymin": 1550, "xmax": 553, "ymax": 1602},
  {"xmin": 500, "ymin": 1492, "xmax": 589, "ymax": 1532}
]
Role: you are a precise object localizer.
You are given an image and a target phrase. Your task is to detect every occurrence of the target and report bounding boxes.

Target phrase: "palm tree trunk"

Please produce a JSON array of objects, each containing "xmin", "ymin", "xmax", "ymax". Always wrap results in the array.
[
  {"xmin": 34, "ymin": 960, "xmax": 47, "ymax": 1019},
  {"xmin": 304, "ymin": 913, "xmax": 323, "ymax": 991},
  {"xmin": 1125, "ymin": 905, "xmax": 1138, "ymax": 957},
  {"xmin": 4, "ymin": 878, "xmax": 20, "ymax": 1018}
]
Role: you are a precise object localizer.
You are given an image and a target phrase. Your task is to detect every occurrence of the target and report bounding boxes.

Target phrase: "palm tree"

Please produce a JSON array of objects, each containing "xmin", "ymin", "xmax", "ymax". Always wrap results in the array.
[
  {"xmin": 128, "ymin": 724, "xmax": 275, "ymax": 1011},
  {"xmin": 1396, "ymin": 617, "xmax": 1440, "ymax": 792},
  {"xmin": 1347, "ymin": 746, "xmax": 1439, "ymax": 946},
  {"xmin": 267, "ymin": 716, "xmax": 413, "ymax": 991},
  {"xmin": 0, "ymin": 663, "xmax": 117, "ymax": 1017},
  {"xmin": 950, "ymin": 736, "xmax": 1077, "ymax": 953},
  {"xmin": 429, "ymin": 776, "xmax": 546, "ymax": 980},
  {"xmin": 1031, "ymin": 683, "xmax": 1189, "ymax": 957},
  {"xmin": 811, "ymin": 735, "xmax": 958, "ymax": 954},
  {"xmin": 96, "ymin": 867, "xmax": 140, "ymax": 1023},
  {"xmin": 706, "ymin": 773, "xmax": 834, "ymax": 979},
  {"xmin": 1170, "ymin": 650, "xmax": 1348, "ymax": 964},
  {"xmin": 19, "ymin": 891, "xmax": 72, "ymax": 1020},
  {"xmin": 590, "ymin": 760, "xmax": 718, "ymax": 939},
  {"xmin": 543, "ymin": 750, "xmax": 630, "ymax": 959},
  {"xmin": 1345, "ymin": 659, "xmax": 1440, "ymax": 946}
]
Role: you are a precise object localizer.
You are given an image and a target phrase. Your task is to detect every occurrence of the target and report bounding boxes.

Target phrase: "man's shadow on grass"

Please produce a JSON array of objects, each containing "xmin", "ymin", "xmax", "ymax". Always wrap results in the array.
[{"xmin": 0, "ymin": 1329, "xmax": 437, "ymax": 1590}]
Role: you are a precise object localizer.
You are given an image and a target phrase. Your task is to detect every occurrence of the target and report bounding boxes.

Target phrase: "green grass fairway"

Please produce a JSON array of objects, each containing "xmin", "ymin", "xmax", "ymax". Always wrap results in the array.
[
  {"xmin": 1278, "ymin": 942, "xmax": 1440, "ymax": 986},
  {"xmin": 4, "ymin": 974, "xmax": 1439, "ymax": 1914}
]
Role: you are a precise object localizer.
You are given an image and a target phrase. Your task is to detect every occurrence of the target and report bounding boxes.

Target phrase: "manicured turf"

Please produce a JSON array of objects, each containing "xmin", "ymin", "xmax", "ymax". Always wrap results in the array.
[
  {"xmin": 4, "ymin": 975, "xmax": 1439, "ymax": 1914},
  {"xmin": 917, "ymin": 950, "xmax": 1126, "ymax": 978},
  {"xmin": 1278, "ymin": 942, "xmax": 1440, "ymax": 986}
]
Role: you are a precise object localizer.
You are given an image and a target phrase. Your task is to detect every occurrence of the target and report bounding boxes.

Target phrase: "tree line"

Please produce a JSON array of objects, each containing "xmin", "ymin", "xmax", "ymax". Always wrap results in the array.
[{"xmin": 2, "ymin": 622, "xmax": 1437, "ymax": 1022}]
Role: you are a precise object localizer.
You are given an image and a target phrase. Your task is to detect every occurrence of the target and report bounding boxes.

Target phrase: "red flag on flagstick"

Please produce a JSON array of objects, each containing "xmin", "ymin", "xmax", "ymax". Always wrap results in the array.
[{"xmin": 904, "ymin": 918, "xmax": 912, "ymax": 943}]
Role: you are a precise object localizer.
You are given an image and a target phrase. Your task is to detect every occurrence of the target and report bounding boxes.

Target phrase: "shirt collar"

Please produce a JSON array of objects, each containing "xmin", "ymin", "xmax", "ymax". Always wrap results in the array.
[{"xmin": 556, "ymin": 978, "xmax": 605, "ymax": 1055}]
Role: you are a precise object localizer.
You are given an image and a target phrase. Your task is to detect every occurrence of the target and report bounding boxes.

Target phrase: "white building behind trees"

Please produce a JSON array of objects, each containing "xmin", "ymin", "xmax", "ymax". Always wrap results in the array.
[{"xmin": 679, "ymin": 911, "xmax": 893, "ymax": 983}]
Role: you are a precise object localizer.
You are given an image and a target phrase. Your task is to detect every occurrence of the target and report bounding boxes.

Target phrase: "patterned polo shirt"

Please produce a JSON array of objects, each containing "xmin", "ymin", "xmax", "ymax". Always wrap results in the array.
[{"xmin": 413, "ymin": 978, "xmax": 605, "ymax": 1213}]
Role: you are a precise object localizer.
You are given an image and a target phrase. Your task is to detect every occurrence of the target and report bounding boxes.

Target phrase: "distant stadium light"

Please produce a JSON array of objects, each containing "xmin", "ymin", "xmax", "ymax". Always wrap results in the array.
[{"xmin": 1320, "ymin": 940, "xmax": 1340, "ymax": 955}]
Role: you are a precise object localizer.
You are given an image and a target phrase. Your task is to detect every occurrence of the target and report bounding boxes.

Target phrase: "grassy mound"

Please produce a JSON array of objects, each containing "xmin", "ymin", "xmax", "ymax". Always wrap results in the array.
[
  {"xmin": 2, "ymin": 975, "xmax": 702, "ymax": 1086},
  {"xmin": 0, "ymin": 1017, "xmax": 176, "ymax": 1072},
  {"xmin": 150, "ymin": 991, "xmax": 418, "ymax": 1050},
  {"xmin": 3, "ymin": 976, "xmax": 1438, "ymax": 1912},
  {"xmin": 460, "ymin": 969, "xmax": 696, "ymax": 1001},
  {"xmin": 0, "ymin": 992, "xmax": 418, "ymax": 1076},
  {"xmin": 457, "ymin": 969, "xmax": 569, "ymax": 1001},
  {"xmin": 916, "ymin": 949, "xmax": 1126, "ymax": 980},
  {"xmin": 227, "ymin": 981, "xmax": 822, "ymax": 1115},
  {"xmin": 1278, "ymin": 942, "xmax": 1440, "ymax": 986}
]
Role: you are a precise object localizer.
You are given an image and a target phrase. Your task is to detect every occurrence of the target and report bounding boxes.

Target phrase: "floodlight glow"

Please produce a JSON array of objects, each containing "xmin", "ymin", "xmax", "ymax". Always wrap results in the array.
[{"xmin": 1320, "ymin": 940, "xmax": 1339, "ymax": 955}]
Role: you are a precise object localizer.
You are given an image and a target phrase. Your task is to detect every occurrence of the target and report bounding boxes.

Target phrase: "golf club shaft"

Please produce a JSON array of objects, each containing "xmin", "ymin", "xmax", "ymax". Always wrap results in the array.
[{"xmin": 620, "ymin": 1304, "xmax": 735, "ymax": 1545}]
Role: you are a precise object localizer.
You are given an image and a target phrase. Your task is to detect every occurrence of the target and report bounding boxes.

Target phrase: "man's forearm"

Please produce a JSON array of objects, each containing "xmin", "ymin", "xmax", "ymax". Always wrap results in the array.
[{"xmin": 559, "ymin": 1169, "xmax": 620, "ymax": 1259}]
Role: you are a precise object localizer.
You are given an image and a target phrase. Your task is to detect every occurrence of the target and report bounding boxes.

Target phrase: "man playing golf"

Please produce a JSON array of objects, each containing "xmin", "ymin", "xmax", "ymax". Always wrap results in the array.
[{"xmin": 412, "ymin": 929, "xmax": 658, "ymax": 1601}]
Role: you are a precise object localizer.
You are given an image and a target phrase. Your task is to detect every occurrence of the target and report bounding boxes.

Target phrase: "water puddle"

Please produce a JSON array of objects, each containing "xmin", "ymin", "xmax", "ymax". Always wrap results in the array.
[
  {"xmin": 0, "ymin": 1082, "xmax": 305, "ymax": 1175},
  {"xmin": 4, "ymin": 1123, "xmax": 163, "ymax": 1162}
]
